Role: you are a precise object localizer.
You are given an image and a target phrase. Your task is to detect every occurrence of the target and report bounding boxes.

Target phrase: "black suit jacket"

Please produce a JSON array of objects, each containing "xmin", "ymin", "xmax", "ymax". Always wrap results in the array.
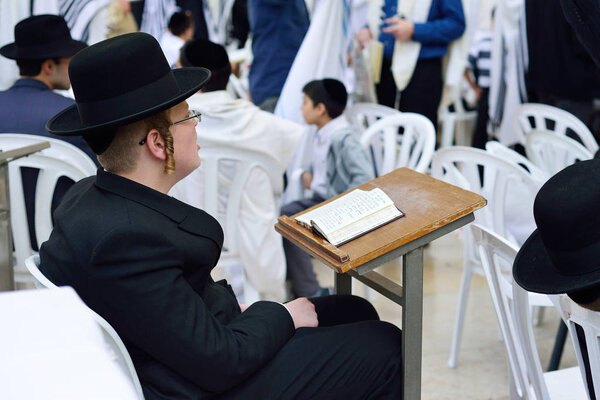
[{"xmin": 39, "ymin": 168, "xmax": 295, "ymax": 399}]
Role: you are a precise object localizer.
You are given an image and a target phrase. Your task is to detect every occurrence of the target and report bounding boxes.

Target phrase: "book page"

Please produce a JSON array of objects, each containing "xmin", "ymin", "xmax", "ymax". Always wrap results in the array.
[
  {"xmin": 325, "ymin": 204, "xmax": 402, "ymax": 246},
  {"xmin": 296, "ymin": 188, "xmax": 393, "ymax": 234}
]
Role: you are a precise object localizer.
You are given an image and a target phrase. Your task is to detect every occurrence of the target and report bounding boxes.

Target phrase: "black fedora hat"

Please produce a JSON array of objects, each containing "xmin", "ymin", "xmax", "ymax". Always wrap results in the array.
[
  {"xmin": 513, "ymin": 159, "xmax": 600, "ymax": 294},
  {"xmin": 0, "ymin": 15, "xmax": 86, "ymax": 60},
  {"xmin": 46, "ymin": 32, "xmax": 210, "ymax": 147}
]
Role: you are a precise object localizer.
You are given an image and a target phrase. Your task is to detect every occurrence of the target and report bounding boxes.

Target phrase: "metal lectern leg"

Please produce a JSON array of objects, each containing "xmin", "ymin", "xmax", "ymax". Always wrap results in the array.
[
  {"xmin": 402, "ymin": 246, "xmax": 424, "ymax": 400},
  {"xmin": 0, "ymin": 163, "xmax": 13, "ymax": 291},
  {"xmin": 334, "ymin": 271, "xmax": 352, "ymax": 295}
]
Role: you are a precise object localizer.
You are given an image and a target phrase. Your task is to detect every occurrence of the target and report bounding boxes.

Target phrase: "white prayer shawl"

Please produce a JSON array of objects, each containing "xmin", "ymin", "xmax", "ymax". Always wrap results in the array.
[
  {"xmin": 60, "ymin": 0, "xmax": 111, "ymax": 41},
  {"xmin": 390, "ymin": 0, "xmax": 432, "ymax": 91},
  {"xmin": 488, "ymin": 0, "xmax": 527, "ymax": 146},
  {"xmin": 170, "ymin": 91, "xmax": 303, "ymax": 302},
  {"xmin": 140, "ymin": 0, "xmax": 178, "ymax": 41},
  {"xmin": 204, "ymin": 0, "xmax": 235, "ymax": 44}
]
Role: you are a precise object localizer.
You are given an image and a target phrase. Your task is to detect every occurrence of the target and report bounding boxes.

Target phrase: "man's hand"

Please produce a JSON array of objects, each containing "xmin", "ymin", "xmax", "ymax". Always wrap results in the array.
[
  {"xmin": 284, "ymin": 297, "xmax": 318, "ymax": 329},
  {"xmin": 355, "ymin": 27, "xmax": 373, "ymax": 49},
  {"xmin": 382, "ymin": 18, "xmax": 414, "ymax": 42},
  {"xmin": 301, "ymin": 171, "xmax": 313, "ymax": 189}
]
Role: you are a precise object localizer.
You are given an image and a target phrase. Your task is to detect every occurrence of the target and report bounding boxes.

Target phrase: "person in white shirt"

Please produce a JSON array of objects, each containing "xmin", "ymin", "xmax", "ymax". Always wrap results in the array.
[
  {"xmin": 159, "ymin": 11, "xmax": 194, "ymax": 67},
  {"xmin": 170, "ymin": 39, "xmax": 303, "ymax": 301}
]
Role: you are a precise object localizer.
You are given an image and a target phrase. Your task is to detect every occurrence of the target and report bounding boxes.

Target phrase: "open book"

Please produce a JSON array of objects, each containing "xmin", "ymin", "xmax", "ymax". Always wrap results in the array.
[{"xmin": 295, "ymin": 188, "xmax": 404, "ymax": 246}]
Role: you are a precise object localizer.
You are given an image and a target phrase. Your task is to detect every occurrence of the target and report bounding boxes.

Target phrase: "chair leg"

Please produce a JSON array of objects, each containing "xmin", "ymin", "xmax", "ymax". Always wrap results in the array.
[
  {"xmin": 440, "ymin": 114, "xmax": 456, "ymax": 148},
  {"xmin": 533, "ymin": 305, "xmax": 546, "ymax": 326},
  {"xmin": 447, "ymin": 261, "xmax": 474, "ymax": 368}
]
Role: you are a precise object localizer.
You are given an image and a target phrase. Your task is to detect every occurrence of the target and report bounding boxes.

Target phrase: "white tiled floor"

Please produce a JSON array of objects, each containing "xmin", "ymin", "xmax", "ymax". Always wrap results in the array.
[{"xmin": 314, "ymin": 230, "xmax": 578, "ymax": 399}]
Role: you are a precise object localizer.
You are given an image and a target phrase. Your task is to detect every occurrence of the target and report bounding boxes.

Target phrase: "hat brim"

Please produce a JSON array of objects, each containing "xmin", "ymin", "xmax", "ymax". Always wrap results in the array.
[
  {"xmin": 0, "ymin": 39, "xmax": 87, "ymax": 60},
  {"xmin": 46, "ymin": 67, "xmax": 210, "ymax": 136},
  {"xmin": 513, "ymin": 229, "xmax": 600, "ymax": 294}
]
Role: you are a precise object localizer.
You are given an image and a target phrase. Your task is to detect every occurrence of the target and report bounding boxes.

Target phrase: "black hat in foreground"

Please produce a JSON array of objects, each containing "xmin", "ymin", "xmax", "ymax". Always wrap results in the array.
[
  {"xmin": 46, "ymin": 32, "xmax": 210, "ymax": 153},
  {"xmin": 513, "ymin": 159, "xmax": 600, "ymax": 294},
  {"xmin": 0, "ymin": 15, "xmax": 86, "ymax": 60}
]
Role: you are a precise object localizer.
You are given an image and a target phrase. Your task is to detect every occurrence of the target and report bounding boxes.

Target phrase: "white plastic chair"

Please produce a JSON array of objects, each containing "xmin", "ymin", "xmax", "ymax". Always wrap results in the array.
[
  {"xmin": 473, "ymin": 225, "xmax": 587, "ymax": 400},
  {"xmin": 227, "ymin": 74, "xmax": 250, "ymax": 100},
  {"xmin": 553, "ymin": 294, "xmax": 600, "ymax": 400},
  {"xmin": 25, "ymin": 255, "xmax": 145, "ymax": 400},
  {"xmin": 439, "ymin": 88, "xmax": 478, "ymax": 148},
  {"xmin": 360, "ymin": 113, "xmax": 436, "ymax": 175},
  {"xmin": 431, "ymin": 146, "xmax": 544, "ymax": 368},
  {"xmin": 513, "ymin": 103, "xmax": 599, "ymax": 152},
  {"xmin": 485, "ymin": 141, "xmax": 549, "ymax": 184},
  {"xmin": 525, "ymin": 130, "xmax": 593, "ymax": 177},
  {"xmin": 192, "ymin": 146, "xmax": 284, "ymax": 303},
  {"xmin": 344, "ymin": 102, "xmax": 401, "ymax": 135},
  {"xmin": 0, "ymin": 134, "xmax": 96, "ymax": 284}
]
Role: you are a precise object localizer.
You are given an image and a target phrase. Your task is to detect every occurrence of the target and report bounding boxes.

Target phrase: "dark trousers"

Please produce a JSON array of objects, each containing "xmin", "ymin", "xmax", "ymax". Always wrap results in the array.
[
  {"xmin": 222, "ymin": 295, "xmax": 403, "ymax": 399},
  {"xmin": 377, "ymin": 56, "xmax": 444, "ymax": 128},
  {"xmin": 472, "ymin": 88, "xmax": 490, "ymax": 149},
  {"xmin": 280, "ymin": 195, "xmax": 325, "ymax": 297}
]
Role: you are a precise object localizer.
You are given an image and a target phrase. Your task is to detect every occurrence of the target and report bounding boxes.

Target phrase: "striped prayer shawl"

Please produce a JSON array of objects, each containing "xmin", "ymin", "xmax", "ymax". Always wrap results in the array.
[
  {"xmin": 59, "ymin": 0, "xmax": 110, "ymax": 41},
  {"xmin": 140, "ymin": 0, "xmax": 177, "ymax": 41}
]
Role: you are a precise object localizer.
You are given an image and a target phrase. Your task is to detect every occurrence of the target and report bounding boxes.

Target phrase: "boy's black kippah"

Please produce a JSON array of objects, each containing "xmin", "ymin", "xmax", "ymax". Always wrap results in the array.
[
  {"xmin": 321, "ymin": 79, "xmax": 347, "ymax": 108},
  {"xmin": 181, "ymin": 39, "xmax": 229, "ymax": 70}
]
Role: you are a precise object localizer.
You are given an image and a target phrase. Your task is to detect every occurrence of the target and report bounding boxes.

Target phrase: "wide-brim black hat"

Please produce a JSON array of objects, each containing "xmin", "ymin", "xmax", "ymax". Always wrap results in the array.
[
  {"xmin": 0, "ymin": 15, "xmax": 86, "ymax": 60},
  {"xmin": 46, "ymin": 32, "xmax": 210, "ymax": 143},
  {"xmin": 513, "ymin": 159, "xmax": 600, "ymax": 294}
]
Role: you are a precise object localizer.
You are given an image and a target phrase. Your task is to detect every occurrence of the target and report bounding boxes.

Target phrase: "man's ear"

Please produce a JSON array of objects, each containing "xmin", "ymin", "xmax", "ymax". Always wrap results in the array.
[
  {"xmin": 316, "ymin": 102, "xmax": 328, "ymax": 117},
  {"xmin": 144, "ymin": 129, "xmax": 167, "ymax": 161},
  {"xmin": 40, "ymin": 59, "xmax": 55, "ymax": 76}
]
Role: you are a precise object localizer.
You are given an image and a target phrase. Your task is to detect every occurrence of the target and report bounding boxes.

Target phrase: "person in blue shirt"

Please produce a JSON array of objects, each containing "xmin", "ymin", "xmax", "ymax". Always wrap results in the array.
[
  {"xmin": 356, "ymin": 0, "xmax": 465, "ymax": 128},
  {"xmin": 247, "ymin": 0, "xmax": 310, "ymax": 112}
]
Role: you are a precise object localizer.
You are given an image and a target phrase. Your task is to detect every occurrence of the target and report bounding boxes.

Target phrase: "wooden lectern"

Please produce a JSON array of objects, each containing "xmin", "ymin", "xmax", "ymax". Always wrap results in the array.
[
  {"xmin": 276, "ymin": 167, "xmax": 486, "ymax": 400},
  {"xmin": 0, "ymin": 142, "xmax": 50, "ymax": 291}
]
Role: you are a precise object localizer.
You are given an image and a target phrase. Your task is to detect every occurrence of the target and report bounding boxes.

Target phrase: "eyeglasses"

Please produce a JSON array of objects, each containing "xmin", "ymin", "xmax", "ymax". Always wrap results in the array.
[{"xmin": 138, "ymin": 109, "xmax": 201, "ymax": 145}]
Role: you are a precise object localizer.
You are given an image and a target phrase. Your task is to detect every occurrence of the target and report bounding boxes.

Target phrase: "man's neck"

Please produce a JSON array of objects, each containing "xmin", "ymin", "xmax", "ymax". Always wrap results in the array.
[
  {"xmin": 316, "ymin": 116, "xmax": 333, "ymax": 130},
  {"xmin": 22, "ymin": 75, "xmax": 53, "ymax": 90}
]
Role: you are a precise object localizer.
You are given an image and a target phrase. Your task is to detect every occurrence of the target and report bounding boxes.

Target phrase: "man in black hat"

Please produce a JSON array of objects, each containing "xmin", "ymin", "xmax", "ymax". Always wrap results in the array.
[
  {"xmin": 0, "ymin": 14, "xmax": 91, "ymax": 158},
  {"xmin": 0, "ymin": 15, "xmax": 94, "ymax": 252},
  {"xmin": 39, "ymin": 32, "xmax": 403, "ymax": 399}
]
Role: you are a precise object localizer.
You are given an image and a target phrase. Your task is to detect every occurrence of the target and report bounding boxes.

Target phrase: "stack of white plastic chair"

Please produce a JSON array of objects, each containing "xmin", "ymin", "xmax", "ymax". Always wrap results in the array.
[
  {"xmin": 553, "ymin": 294, "xmax": 600, "ymax": 399},
  {"xmin": 0, "ymin": 134, "xmax": 96, "ymax": 285},
  {"xmin": 0, "ymin": 282, "xmax": 143, "ymax": 399},
  {"xmin": 513, "ymin": 103, "xmax": 599, "ymax": 153},
  {"xmin": 344, "ymin": 102, "xmax": 401, "ymax": 135},
  {"xmin": 431, "ymin": 146, "xmax": 545, "ymax": 368},
  {"xmin": 359, "ymin": 113, "xmax": 436, "ymax": 176},
  {"xmin": 473, "ymin": 224, "xmax": 587, "ymax": 399},
  {"xmin": 525, "ymin": 130, "xmax": 593, "ymax": 177},
  {"xmin": 439, "ymin": 88, "xmax": 477, "ymax": 148}
]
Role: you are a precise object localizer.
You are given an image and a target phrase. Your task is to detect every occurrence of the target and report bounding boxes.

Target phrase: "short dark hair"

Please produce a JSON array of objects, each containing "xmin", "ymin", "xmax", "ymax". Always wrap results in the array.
[
  {"xmin": 168, "ymin": 11, "xmax": 194, "ymax": 36},
  {"xmin": 179, "ymin": 39, "xmax": 231, "ymax": 92},
  {"xmin": 16, "ymin": 57, "xmax": 61, "ymax": 76},
  {"xmin": 302, "ymin": 79, "xmax": 348, "ymax": 119}
]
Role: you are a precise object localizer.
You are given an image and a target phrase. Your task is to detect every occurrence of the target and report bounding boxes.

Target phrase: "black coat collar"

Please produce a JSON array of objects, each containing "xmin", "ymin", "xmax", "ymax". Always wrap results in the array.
[{"xmin": 94, "ymin": 168, "xmax": 224, "ymax": 245}]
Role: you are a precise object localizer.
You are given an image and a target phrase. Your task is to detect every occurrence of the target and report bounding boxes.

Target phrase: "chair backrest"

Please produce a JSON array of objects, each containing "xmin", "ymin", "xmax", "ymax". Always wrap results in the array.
[
  {"xmin": 485, "ymin": 141, "xmax": 548, "ymax": 184},
  {"xmin": 344, "ymin": 102, "xmax": 401, "ymax": 135},
  {"xmin": 198, "ymin": 146, "xmax": 283, "ymax": 258},
  {"xmin": 0, "ymin": 134, "xmax": 96, "ymax": 273},
  {"xmin": 227, "ymin": 73, "xmax": 249, "ymax": 100},
  {"xmin": 431, "ymin": 146, "xmax": 541, "ymax": 244},
  {"xmin": 26, "ymin": 255, "xmax": 145, "ymax": 399},
  {"xmin": 360, "ymin": 113, "xmax": 435, "ymax": 175},
  {"xmin": 472, "ymin": 224, "xmax": 552, "ymax": 400},
  {"xmin": 554, "ymin": 294, "xmax": 600, "ymax": 400},
  {"xmin": 513, "ymin": 103, "xmax": 599, "ymax": 152},
  {"xmin": 525, "ymin": 129, "xmax": 593, "ymax": 177}
]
